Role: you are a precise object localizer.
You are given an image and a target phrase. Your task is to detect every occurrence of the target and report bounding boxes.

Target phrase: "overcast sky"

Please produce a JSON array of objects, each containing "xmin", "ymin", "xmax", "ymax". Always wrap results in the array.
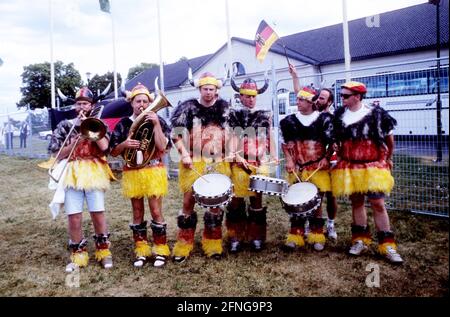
[{"xmin": 0, "ymin": 0, "xmax": 428, "ymax": 113}]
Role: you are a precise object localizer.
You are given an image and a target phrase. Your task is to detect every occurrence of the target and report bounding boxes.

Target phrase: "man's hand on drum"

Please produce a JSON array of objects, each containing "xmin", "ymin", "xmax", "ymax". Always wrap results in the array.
[
  {"xmin": 181, "ymin": 154, "xmax": 193, "ymax": 169},
  {"xmin": 285, "ymin": 158, "xmax": 296, "ymax": 173}
]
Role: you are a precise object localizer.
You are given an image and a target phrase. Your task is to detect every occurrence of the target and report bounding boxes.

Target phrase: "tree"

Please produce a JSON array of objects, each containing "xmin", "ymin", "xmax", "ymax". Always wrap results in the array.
[
  {"xmin": 127, "ymin": 63, "xmax": 158, "ymax": 81},
  {"xmin": 18, "ymin": 61, "xmax": 82, "ymax": 109},
  {"xmin": 88, "ymin": 71, "xmax": 122, "ymax": 96}
]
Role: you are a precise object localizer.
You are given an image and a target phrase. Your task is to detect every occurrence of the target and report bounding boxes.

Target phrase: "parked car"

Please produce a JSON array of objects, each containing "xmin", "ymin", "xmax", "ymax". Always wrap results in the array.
[{"xmin": 39, "ymin": 130, "xmax": 53, "ymax": 140}]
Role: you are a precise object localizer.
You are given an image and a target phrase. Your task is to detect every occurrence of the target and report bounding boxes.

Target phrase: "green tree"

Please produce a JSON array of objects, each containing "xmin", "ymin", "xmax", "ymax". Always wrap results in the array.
[
  {"xmin": 127, "ymin": 63, "xmax": 158, "ymax": 81},
  {"xmin": 18, "ymin": 61, "xmax": 82, "ymax": 109},
  {"xmin": 88, "ymin": 71, "xmax": 122, "ymax": 96}
]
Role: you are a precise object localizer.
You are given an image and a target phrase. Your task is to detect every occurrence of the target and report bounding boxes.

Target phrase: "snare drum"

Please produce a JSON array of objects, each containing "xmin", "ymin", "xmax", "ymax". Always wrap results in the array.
[
  {"xmin": 249, "ymin": 175, "xmax": 289, "ymax": 196},
  {"xmin": 192, "ymin": 173, "xmax": 233, "ymax": 208},
  {"xmin": 280, "ymin": 182, "xmax": 321, "ymax": 215}
]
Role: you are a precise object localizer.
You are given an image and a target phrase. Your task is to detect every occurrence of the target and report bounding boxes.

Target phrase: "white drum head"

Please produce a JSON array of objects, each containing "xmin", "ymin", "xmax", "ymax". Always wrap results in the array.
[
  {"xmin": 193, "ymin": 173, "xmax": 231, "ymax": 197},
  {"xmin": 282, "ymin": 182, "xmax": 318, "ymax": 205}
]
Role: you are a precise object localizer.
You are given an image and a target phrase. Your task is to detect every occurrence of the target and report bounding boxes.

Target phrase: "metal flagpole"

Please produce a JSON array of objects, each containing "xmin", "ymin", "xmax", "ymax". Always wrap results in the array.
[
  {"xmin": 49, "ymin": 0, "xmax": 56, "ymax": 109},
  {"xmin": 156, "ymin": 0, "xmax": 167, "ymax": 117},
  {"xmin": 271, "ymin": 60, "xmax": 280, "ymax": 178},
  {"xmin": 342, "ymin": 0, "xmax": 352, "ymax": 82},
  {"xmin": 225, "ymin": 0, "xmax": 233, "ymax": 99},
  {"xmin": 110, "ymin": 1, "xmax": 118, "ymax": 99}
]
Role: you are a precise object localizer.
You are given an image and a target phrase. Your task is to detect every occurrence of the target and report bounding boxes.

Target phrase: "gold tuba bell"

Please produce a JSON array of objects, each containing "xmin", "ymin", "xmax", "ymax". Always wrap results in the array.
[{"xmin": 123, "ymin": 92, "xmax": 172, "ymax": 168}]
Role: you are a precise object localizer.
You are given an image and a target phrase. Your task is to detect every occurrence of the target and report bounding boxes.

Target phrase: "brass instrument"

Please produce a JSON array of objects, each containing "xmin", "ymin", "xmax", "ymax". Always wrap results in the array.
[
  {"xmin": 48, "ymin": 106, "xmax": 107, "ymax": 182},
  {"xmin": 123, "ymin": 92, "xmax": 172, "ymax": 168}
]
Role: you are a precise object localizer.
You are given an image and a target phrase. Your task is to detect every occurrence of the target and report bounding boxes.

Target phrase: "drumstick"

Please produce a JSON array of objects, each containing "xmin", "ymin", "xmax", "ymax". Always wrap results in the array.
[
  {"xmin": 169, "ymin": 138, "xmax": 210, "ymax": 183},
  {"xmin": 304, "ymin": 165, "xmax": 321, "ymax": 182},
  {"xmin": 292, "ymin": 170, "xmax": 302, "ymax": 183}
]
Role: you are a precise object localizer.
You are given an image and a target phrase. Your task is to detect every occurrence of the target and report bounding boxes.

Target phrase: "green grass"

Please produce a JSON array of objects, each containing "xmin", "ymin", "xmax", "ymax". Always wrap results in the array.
[{"xmin": 0, "ymin": 155, "xmax": 448, "ymax": 297}]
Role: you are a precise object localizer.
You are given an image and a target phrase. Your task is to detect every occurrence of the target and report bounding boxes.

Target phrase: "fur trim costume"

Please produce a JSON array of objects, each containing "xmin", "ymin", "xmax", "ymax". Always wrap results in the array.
[
  {"xmin": 280, "ymin": 112, "xmax": 334, "ymax": 192},
  {"xmin": 331, "ymin": 105, "xmax": 396, "ymax": 197},
  {"xmin": 49, "ymin": 119, "xmax": 114, "ymax": 190},
  {"xmin": 110, "ymin": 115, "xmax": 170, "ymax": 198}
]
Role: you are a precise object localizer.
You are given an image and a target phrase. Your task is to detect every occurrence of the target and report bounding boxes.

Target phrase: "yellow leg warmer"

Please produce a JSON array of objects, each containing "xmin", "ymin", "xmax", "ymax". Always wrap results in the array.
[
  {"xmin": 70, "ymin": 251, "xmax": 89, "ymax": 267},
  {"xmin": 94, "ymin": 249, "xmax": 112, "ymax": 262},
  {"xmin": 152, "ymin": 244, "xmax": 171, "ymax": 257},
  {"xmin": 134, "ymin": 241, "xmax": 152, "ymax": 258},
  {"xmin": 172, "ymin": 241, "xmax": 194, "ymax": 258},
  {"xmin": 307, "ymin": 233, "xmax": 326, "ymax": 245},
  {"xmin": 378, "ymin": 242, "xmax": 397, "ymax": 255},
  {"xmin": 286, "ymin": 233, "xmax": 305, "ymax": 248},
  {"xmin": 201, "ymin": 238, "xmax": 223, "ymax": 257}
]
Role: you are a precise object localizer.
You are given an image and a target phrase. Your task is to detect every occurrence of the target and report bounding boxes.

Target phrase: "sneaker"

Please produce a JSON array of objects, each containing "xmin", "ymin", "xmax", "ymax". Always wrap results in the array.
[
  {"xmin": 153, "ymin": 255, "xmax": 167, "ymax": 268},
  {"xmin": 313, "ymin": 242, "xmax": 324, "ymax": 251},
  {"xmin": 173, "ymin": 256, "xmax": 186, "ymax": 264},
  {"xmin": 101, "ymin": 255, "xmax": 113, "ymax": 269},
  {"xmin": 229, "ymin": 240, "xmax": 241, "ymax": 253},
  {"xmin": 133, "ymin": 256, "xmax": 147, "ymax": 268},
  {"xmin": 349, "ymin": 240, "xmax": 368, "ymax": 256},
  {"xmin": 251, "ymin": 240, "xmax": 263, "ymax": 252},
  {"xmin": 326, "ymin": 224, "xmax": 338, "ymax": 240},
  {"xmin": 384, "ymin": 246, "xmax": 404, "ymax": 264}
]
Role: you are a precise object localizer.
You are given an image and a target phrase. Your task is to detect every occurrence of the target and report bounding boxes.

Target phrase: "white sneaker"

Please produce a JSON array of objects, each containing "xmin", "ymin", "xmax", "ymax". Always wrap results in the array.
[
  {"xmin": 101, "ymin": 255, "xmax": 113, "ymax": 269},
  {"xmin": 133, "ymin": 256, "xmax": 146, "ymax": 268},
  {"xmin": 153, "ymin": 255, "xmax": 167, "ymax": 268},
  {"xmin": 349, "ymin": 240, "xmax": 368, "ymax": 256},
  {"xmin": 384, "ymin": 246, "xmax": 404, "ymax": 264},
  {"xmin": 313, "ymin": 243, "xmax": 324, "ymax": 251},
  {"xmin": 326, "ymin": 224, "xmax": 338, "ymax": 240}
]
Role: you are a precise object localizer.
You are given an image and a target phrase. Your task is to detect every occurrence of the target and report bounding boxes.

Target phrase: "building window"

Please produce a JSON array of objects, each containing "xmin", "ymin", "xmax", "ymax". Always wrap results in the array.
[
  {"xmin": 289, "ymin": 92, "xmax": 297, "ymax": 107},
  {"xmin": 232, "ymin": 62, "xmax": 246, "ymax": 76},
  {"xmin": 279, "ymin": 99, "xmax": 286, "ymax": 115}
]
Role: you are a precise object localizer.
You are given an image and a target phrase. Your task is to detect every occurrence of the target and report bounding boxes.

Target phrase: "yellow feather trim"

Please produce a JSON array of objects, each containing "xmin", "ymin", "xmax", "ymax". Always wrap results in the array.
[
  {"xmin": 331, "ymin": 167, "xmax": 394, "ymax": 197},
  {"xmin": 94, "ymin": 248, "xmax": 112, "ymax": 262},
  {"xmin": 307, "ymin": 233, "xmax": 326, "ymax": 245},
  {"xmin": 352, "ymin": 236, "xmax": 372, "ymax": 246},
  {"xmin": 152, "ymin": 243, "xmax": 170, "ymax": 257},
  {"xmin": 134, "ymin": 241, "xmax": 151, "ymax": 258},
  {"xmin": 178, "ymin": 160, "xmax": 231, "ymax": 193},
  {"xmin": 231, "ymin": 165, "xmax": 268, "ymax": 197},
  {"xmin": 378, "ymin": 242, "xmax": 397, "ymax": 255},
  {"xmin": 287, "ymin": 170, "xmax": 330, "ymax": 192},
  {"xmin": 286, "ymin": 233, "xmax": 305, "ymax": 247},
  {"xmin": 201, "ymin": 238, "xmax": 223, "ymax": 257},
  {"xmin": 122, "ymin": 166, "xmax": 168, "ymax": 198},
  {"xmin": 70, "ymin": 251, "xmax": 89, "ymax": 267},
  {"xmin": 172, "ymin": 241, "xmax": 194, "ymax": 257},
  {"xmin": 64, "ymin": 160, "xmax": 111, "ymax": 191}
]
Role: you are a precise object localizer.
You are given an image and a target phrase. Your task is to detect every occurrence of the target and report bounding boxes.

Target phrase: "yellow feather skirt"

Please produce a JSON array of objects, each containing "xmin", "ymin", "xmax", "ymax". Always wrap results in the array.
[
  {"xmin": 231, "ymin": 164, "xmax": 270, "ymax": 197},
  {"xmin": 331, "ymin": 167, "xmax": 394, "ymax": 197},
  {"xmin": 64, "ymin": 160, "xmax": 112, "ymax": 191},
  {"xmin": 287, "ymin": 170, "xmax": 331, "ymax": 192},
  {"xmin": 122, "ymin": 166, "xmax": 168, "ymax": 199},
  {"xmin": 178, "ymin": 160, "xmax": 231, "ymax": 193}
]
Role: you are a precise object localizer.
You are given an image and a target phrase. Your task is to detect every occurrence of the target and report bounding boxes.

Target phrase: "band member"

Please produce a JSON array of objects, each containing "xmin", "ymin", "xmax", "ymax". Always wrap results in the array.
[
  {"xmin": 226, "ymin": 77, "xmax": 275, "ymax": 253},
  {"xmin": 48, "ymin": 87, "xmax": 114, "ymax": 272},
  {"xmin": 332, "ymin": 81, "xmax": 403, "ymax": 264},
  {"xmin": 110, "ymin": 83, "xmax": 171, "ymax": 268},
  {"xmin": 280, "ymin": 87, "xmax": 334, "ymax": 252},
  {"xmin": 170, "ymin": 72, "xmax": 231, "ymax": 263},
  {"xmin": 289, "ymin": 64, "xmax": 338, "ymax": 241}
]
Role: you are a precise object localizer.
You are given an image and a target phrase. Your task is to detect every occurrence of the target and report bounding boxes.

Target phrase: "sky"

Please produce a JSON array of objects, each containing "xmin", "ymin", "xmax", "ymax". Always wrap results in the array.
[{"xmin": 0, "ymin": 0, "xmax": 428, "ymax": 114}]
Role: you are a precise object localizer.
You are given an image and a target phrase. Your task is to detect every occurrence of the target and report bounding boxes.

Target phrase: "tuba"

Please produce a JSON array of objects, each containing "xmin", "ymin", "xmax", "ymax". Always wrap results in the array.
[{"xmin": 123, "ymin": 92, "xmax": 172, "ymax": 168}]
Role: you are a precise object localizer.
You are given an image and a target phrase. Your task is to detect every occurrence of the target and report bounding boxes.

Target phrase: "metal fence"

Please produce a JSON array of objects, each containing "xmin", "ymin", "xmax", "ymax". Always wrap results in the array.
[{"xmin": 1, "ymin": 58, "xmax": 448, "ymax": 217}]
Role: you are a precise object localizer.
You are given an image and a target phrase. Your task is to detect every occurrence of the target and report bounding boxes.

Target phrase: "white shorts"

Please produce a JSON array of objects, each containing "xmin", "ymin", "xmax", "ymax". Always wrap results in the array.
[{"xmin": 64, "ymin": 188, "xmax": 105, "ymax": 215}]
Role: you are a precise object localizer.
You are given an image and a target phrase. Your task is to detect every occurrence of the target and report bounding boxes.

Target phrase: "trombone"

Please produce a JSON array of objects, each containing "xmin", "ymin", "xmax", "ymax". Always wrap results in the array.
[{"xmin": 48, "ymin": 106, "xmax": 107, "ymax": 183}]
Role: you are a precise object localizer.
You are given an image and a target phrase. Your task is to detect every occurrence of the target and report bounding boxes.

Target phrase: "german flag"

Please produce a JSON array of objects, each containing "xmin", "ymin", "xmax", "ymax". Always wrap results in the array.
[{"xmin": 255, "ymin": 20, "xmax": 279, "ymax": 62}]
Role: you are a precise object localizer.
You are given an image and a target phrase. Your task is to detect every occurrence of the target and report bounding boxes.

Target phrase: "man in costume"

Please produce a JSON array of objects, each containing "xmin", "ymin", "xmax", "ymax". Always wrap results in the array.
[
  {"xmin": 170, "ymin": 72, "xmax": 231, "ymax": 263},
  {"xmin": 332, "ymin": 81, "xmax": 403, "ymax": 264},
  {"xmin": 289, "ymin": 64, "xmax": 338, "ymax": 241},
  {"xmin": 49, "ymin": 87, "xmax": 114, "ymax": 272},
  {"xmin": 110, "ymin": 83, "xmax": 171, "ymax": 268},
  {"xmin": 226, "ymin": 77, "xmax": 275, "ymax": 252},
  {"xmin": 279, "ymin": 86, "xmax": 334, "ymax": 252}
]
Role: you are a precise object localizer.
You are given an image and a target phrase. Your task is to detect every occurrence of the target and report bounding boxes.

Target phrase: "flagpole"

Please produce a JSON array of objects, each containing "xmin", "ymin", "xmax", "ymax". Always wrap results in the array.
[
  {"xmin": 225, "ymin": 0, "xmax": 232, "ymax": 76},
  {"xmin": 110, "ymin": 0, "xmax": 118, "ymax": 99},
  {"xmin": 49, "ymin": 0, "xmax": 56, "ymax": 109},
  {"xmin": 342, "ymin": 0, "xmax": 352, "ymax": 81},
  {"xmin": 271, "ymin": 60, "xmax": 280, "ymax": 178},
  {"xmin": 156, "ymin": 0, "xmax": 164, "ymax": 93}
]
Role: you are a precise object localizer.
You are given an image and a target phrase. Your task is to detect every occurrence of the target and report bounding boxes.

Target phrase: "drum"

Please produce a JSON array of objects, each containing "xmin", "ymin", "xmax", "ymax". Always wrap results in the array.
[
  {"xmin": 192, "ymin": 173, "xmax": 233, "ymax": 208},
  {"xmin": 248, "ymin": 175, "xmax": 288, "ymax": 196},
  {"xmin": 280, "ymin": 182, "xmax": 321, "ymax": 215}
]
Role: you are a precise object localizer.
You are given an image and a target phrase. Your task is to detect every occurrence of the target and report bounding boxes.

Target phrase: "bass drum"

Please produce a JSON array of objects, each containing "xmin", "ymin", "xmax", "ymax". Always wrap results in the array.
[{"xmin": 192, "ymin": 173, "xmax": 233, "ymax": 208}]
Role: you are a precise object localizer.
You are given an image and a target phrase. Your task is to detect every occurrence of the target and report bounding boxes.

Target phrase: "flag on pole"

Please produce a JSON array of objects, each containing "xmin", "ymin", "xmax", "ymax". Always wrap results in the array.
[
  {"xmin": 255, "ymin": 20, "xmax": 279, "ymax": 62},
  {"xmin": 99, "ymin": 0, "xmax": 110, "ymax": 13}
]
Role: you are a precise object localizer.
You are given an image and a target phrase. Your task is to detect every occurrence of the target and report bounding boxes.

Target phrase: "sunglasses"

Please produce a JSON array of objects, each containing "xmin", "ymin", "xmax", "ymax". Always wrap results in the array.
[{"xmin": 340, "ymin": 93, "xmax": 355, "ymax": 99}]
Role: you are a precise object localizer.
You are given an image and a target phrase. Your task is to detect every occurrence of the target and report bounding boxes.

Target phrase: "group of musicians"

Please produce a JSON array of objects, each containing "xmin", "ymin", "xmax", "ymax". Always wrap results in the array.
[{"xmin": 49, "ymin": 67, "xmax": 403, "ymax": 273}]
